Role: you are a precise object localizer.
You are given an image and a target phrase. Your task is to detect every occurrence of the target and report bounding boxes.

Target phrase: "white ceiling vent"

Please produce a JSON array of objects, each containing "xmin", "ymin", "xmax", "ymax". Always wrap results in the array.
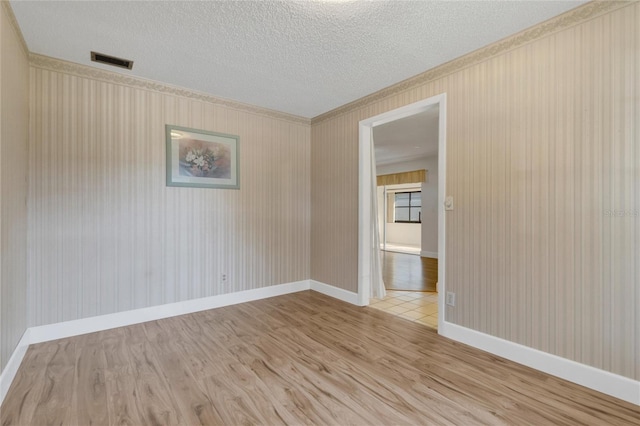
[{"xmin": 90, "ymin": 51, "xmax": 133, "ymax": 70}]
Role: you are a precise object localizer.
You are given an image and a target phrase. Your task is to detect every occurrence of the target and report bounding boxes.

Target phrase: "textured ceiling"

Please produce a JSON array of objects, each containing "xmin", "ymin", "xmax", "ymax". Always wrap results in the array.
[
  {"xmin": 11, "ymin": 0, "xmax": 585, "ymax": 118},
  {"xmin": 374, "ymin": 106, "xmax": 439, "ymax": 166}
]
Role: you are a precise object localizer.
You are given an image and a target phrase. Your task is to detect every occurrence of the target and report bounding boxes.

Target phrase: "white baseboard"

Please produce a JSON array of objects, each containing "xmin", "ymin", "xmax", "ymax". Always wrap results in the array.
[
  {"xmin": 4, "ymin": 283, "xmax": 636, "ymax": 408},
  {"xmin": 29, "ymin": 280, "xmax": 310, "ymax": 344},
  {"xmin": 0, "ymin": 280, "xmax": 310, "ymax": 406},
  {"xmin": 310, "ymin": 280, "xmax": 360, "ymax": 305},
  {"xmin": 420, "ymin": 251, "xmax": 438, "ymax": 258},
  {"xmin": 0, "ymin": 329, "xmax": 31, "ymax": 404},
  {"xmin": 0, "ymin": 279, "xmax": 359, "ymax": 406},
  {"xmin": 439, "ymin": 321, "xmax": 640, "ymax": 406}
]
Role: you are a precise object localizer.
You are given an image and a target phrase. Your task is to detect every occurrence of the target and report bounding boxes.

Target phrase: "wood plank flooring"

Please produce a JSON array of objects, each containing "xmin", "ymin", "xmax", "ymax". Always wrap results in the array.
[
  {"xmin": 2, "ymin": 291, "xmax": 638, "ymax": 425},
  {"xmin": 383, "ymin": 251, "xmax": 438, "ymax": 291}
]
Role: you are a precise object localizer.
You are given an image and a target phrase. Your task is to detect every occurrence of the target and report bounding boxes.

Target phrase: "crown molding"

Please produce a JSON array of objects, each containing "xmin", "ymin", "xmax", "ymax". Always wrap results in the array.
[
  {"xmin": 311, "ymin": 0, "xmax": 631, "ymax": 125},
  {"xmin": 1, "ymin": 1, "xmax": 29, "ymax": 56},
  {"xmin": 29, "ymin": 54, "xmax": 311, "ymax": 126}
]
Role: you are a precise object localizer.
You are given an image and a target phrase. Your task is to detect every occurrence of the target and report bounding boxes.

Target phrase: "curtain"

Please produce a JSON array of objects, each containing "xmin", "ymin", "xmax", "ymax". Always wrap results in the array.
[{"xmin": 369, "ymin": 136, "xmax": 386, "ymax": 299}]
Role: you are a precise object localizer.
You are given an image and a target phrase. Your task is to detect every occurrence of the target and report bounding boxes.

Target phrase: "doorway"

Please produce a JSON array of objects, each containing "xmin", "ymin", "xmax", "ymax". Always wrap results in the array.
[{"xmin": 358, "ymin": 93, "xmax": 447, "ymax": 333}]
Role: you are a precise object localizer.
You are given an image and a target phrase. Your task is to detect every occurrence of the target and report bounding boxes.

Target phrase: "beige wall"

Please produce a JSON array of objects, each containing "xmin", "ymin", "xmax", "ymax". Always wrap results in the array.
[
  {"xmin": 27, "ymin": 58, "xmax": 310, "ymax": 327},
  {"xmin": 311, "ymin": 2, "xmax": 639, "ymax": 380},
  {"xmin": 0, "ymin": 2, "xmax": 29, "ymax": 371},
  {"xmin": 311, "ymin": 110, "xmax": 360, "ymax": 290},
  {"xmin": 2, "ymin": 0, "xmax": 637, "ymax": 385}
]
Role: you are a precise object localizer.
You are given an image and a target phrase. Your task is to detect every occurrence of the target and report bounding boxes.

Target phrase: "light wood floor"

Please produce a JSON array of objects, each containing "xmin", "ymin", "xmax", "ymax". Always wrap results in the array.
[
  {"xmin": 383, "ymin": 251, "xmax": 437, "ymax": 291},
  {"xmin": 2, "ymin": 291, "xmax": 638, "ymax": 425}
]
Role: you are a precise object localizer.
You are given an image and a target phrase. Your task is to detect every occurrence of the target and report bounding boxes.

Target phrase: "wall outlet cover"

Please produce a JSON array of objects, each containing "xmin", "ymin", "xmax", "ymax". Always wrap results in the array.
[{"xmin": 446, "ymin": 292, "xmax": 456, "ymax": 306}]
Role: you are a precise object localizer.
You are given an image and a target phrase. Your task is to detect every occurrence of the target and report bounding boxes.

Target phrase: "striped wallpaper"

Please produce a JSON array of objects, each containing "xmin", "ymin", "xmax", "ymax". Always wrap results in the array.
[
  {"xmin": 2, "ymin": 0, "xmax": 637, "ymax": 386},
  {"xmin": 311, "ymin": 2, "xmax": 639, "ymax": 380},
  {"xmin": 27, "ymin": 65, "xmax": 311, "ymax": 327},
  {"xmin": 0, "ymin": 2, "xmax": 29, "ymax": 372}
]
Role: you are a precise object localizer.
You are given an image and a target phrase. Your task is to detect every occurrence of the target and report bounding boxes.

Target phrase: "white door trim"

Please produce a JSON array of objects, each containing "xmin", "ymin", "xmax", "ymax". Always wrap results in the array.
[{"xmin": 358, "ymin": 94, "xmax": 447, "ymax": 322}]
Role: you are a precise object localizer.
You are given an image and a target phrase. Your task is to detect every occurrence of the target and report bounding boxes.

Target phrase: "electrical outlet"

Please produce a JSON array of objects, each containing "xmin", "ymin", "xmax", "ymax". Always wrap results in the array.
[
  {"xmin": 446, "ymin": 292, "xmax": 456, "ymax": 307},
  {"xmin": 221, "ymin": 274, "xmax": 228, "ymax": 285}
]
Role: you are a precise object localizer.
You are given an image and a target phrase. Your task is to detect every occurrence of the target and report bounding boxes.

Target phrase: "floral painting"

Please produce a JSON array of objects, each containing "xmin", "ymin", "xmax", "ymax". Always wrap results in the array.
[
  {"xmin": 166, "ymin": 125, "xmax": 239, "ymax": 189},
  {"xmin": 179, "ymin": 139, "xmax": 230, "ymax": 179}
]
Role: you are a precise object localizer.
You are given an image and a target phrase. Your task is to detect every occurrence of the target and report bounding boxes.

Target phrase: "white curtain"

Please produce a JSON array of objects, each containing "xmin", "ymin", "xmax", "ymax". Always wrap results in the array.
[{"xmin": 369, "ymin": 136, "xmax": 386, "ymax": 299}]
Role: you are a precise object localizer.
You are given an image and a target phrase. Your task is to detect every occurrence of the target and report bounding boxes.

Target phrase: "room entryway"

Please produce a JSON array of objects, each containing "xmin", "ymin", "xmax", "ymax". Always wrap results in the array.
[
  {"xmin": 370, "ymin": 252, "xmax": 439, "ymax": 329},
  {"xmin": 361, "ymin": 95, "xmax": 443, "ymax": 329},
  {"xmin": 358, "ymin": 93, "xmax": 446, "ymax": 335}
]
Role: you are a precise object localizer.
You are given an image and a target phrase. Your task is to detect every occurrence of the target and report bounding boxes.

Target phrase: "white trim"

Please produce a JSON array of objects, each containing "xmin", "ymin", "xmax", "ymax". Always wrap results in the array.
[
  {"xmin": 420, "ymin": 251, "xmax": 438, "ymax": 259},
  {"xmin": 0, "ymin": 330, "xmax": 30, "ymax": 404},
  {"xmin": 358, "ymin": 93, "xmax": 447, "ymax": 316},
  {"xmin": 436, "ymin": 94, "xmax": 447, "ymax": 331},
  {"xmin": 439, "ymin": 321, "xmax": 640, "ymax": 406},
  {"xmin": 29, "ymin": 281, "xmax": 309, "ymax": 344},
  {"xmin": 310, "ymin": 280, "xmax": 360, "ymax": 305},
  {"xmin": 358, "ymin": 123, "xmax": 373, "ymax": 306}
]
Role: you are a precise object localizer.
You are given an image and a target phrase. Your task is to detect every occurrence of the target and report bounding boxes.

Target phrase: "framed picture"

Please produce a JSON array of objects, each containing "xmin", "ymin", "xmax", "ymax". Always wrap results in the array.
[{"xmin": 166, "ymin": 124, "xmax": 239, "ymax": 189}]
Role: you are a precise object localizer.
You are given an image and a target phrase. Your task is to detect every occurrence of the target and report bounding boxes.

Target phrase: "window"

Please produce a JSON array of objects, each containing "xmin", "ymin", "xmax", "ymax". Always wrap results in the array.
[{"xmin": 394, "ymin": 191, "xmax": 421, "ymax": 223}]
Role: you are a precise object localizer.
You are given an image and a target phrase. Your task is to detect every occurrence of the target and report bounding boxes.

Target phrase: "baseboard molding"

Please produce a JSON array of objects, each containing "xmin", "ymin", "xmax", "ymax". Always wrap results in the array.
[
  {"xmin": 0, "ymin": 329, "xmax": 31, "ymax": 404},
  {"xmin": 28, "ymin": 280, "xmax": 310, "ymax": 344},
  {"xmin": 0, "ymin": 280, "xmax": 310, "ymax": 406},
  {"xmin": 420, "ymin": 251, "xmax": 438, "ymax": 258},
  {"xmin": 310, "ymin": 280, "xmax": 360, "ymax": 305},
  {"xmin": 6, "ymin": 283, "xmax": 635, "ymax": 408},
  {"xmin": 1, "ymin": 279, "xmax": 361, "ymax": 406},
  {"xmin": 439, "ymin": 321, "xmax": 640, "ymax": 406}
]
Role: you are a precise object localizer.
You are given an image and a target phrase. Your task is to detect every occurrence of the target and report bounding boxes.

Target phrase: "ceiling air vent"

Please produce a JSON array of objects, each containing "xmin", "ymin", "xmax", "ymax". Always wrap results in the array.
[{"xmin": 90, "ymin": 51, "xmax": 133, "ymax": 70}]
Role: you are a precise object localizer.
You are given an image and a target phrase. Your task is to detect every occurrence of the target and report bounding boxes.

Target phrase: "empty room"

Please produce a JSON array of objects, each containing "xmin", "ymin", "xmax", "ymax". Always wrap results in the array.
[{"xmin": 1, "ymin": 1, "xmax": 638, "ymax": 424}]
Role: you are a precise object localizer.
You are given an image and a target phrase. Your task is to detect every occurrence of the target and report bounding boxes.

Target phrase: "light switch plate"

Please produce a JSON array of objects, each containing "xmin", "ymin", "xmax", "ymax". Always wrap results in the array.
[{"xmin": 445, "ymin": 196, "xmax": 454, "ymax": 211}]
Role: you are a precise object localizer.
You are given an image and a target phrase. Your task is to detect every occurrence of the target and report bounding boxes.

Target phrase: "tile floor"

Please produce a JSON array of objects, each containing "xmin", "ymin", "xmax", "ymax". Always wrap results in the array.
[{"xmin": 369, "ymin": 290, "xmax": 439, "ymax": 330}]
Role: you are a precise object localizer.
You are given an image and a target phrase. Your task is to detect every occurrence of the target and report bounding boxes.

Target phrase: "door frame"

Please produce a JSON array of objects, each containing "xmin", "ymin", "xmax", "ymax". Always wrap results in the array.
[{"xmin": 357, "ymin": 93, "xmax": 447, "ymax": 332}]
